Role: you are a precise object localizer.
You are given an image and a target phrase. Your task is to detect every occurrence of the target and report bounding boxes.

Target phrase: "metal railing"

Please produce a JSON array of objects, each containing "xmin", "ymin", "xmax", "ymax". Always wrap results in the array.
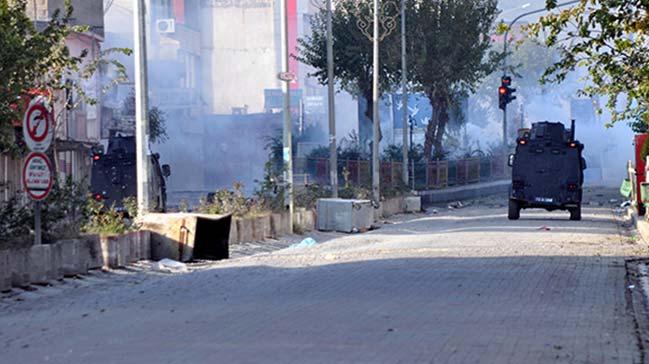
[{"xmin": 294, "ymin": 155, "xmax": 509, "ymax": 191}]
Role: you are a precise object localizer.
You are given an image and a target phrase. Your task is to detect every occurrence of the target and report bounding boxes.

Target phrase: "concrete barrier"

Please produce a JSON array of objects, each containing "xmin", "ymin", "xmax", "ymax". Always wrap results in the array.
[
  {"xmin": 253, "ymin": 215, "xmax": 272, "ymax": 240},
  {"xmin": 0, "ymin": 250, "xmax": 12, "ymax": 292},
  {"xmin": 270, "ymin": 213, "xmax": 284, "ymax": 238},
  {"xmin": 9, "ymin": 249, "xmax": 30, "ymax": 287},
  {"xmin": 86, "ymin": 237, "xmax": 103, "ymax": 269},
  {"xmin": 28, "ymin": 244, "xmax": 57, "ymax": 284},
  {"xmin": 59, "ymin": 240, "xmax": 86, "ymax": 276},
  {"xmin": 237, "ymin": 218, "xmax": 254, "ymax": 243},
  {"xmin": 229, "ymin": 219, "xmax": 239, "ymax": 243},
  {"xmin": 294, "ymin": 208, "xmax": 316, "ymax": 231},
  {"xmin": 0, "ymin": 230, "xmax": 152, "ymax": 289},
  {"xmin": 99, "ymin": 236, "xmax": 119, "ymax": 269}
]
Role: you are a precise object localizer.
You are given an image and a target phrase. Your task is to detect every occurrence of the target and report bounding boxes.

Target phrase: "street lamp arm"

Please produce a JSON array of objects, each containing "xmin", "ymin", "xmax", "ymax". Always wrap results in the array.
[{"xmin": 502, "ymin": 0, "xmax": 581, "ymax": 74}]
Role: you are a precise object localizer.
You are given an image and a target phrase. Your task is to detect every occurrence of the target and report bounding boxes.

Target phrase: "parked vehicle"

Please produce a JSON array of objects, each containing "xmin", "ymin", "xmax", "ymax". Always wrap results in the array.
[{"xmin": 508, "ymin": 120, "xmax": 587, "ymax": 221}]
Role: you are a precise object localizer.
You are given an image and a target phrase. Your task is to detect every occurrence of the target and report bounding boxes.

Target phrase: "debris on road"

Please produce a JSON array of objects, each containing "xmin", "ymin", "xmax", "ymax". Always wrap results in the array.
[
  {"xmin": 538, "ymin": 226, "xmax": 552, "ymax": 231},
  {"xmin": 290, "ymin": 237, "xmax": 318, "ymax": 249},
  {"xmin": 448, "ymin": 201, "xmax": 465, "ymax": 209},
  {"xmin": 620, "ymin": 201, "xmax": 631, "ymax": 208},
  {"xmin": 153, "ymin": 259, "xmax": 188, "ymax": 273}
]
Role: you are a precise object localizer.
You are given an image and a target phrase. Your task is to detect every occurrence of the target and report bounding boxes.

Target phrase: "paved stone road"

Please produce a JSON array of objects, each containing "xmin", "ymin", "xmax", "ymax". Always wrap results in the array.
[{"xmin": 0, "ymin": 189, "xmax": 646, "ymax": 363}]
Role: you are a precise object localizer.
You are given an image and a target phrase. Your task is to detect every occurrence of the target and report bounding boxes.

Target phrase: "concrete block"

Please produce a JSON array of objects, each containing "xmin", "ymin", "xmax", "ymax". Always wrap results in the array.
[
  {"xmin": 100, "ymin": 236, "xmax": 119, "ymax": 269},
  {"xmin": 229, "ymin": 219, "xmax": 239, "ymax": 244},
  {"xmin": 253, "ymin": 215, "xmax": 272, "ymax": 240},
  {"xmin": 237, "ymin": 218, "xmax": 254, "ymax": 243},
  {"xmin": 29, "ymin": 245, "xmax": 54, "ymax": 284},
  {"xmin": 405, "ymin": 196, "xmax": 422, "ymax": 213},
  {"xmin": 50, "ymin": 243, "xmax": 63, "ymax": 280},
  {"xmin": 9, "ymin": 248, "xmax": 30, "ymax": 287},
  {"xmin": 59, "ymin": 240, "xmax": 88, "ymax": 276},
  {"xmin": 85, "ymin": 236, "xmax": 103, "ymax": 269},
  {"xmin": 117, "ymin": 235, "xmax": 130, "ymax": 267},
  {"xmin": 141, "ymin": 231, "xmax": 151, "ymax": 260},
  {"xmin": 381, "ymin": 197, "xmax": 404, "ymax": 218},
  {"xmin": 270, "ymin": 213, "xmax": 284, "ymax": 238},
  {"xmin": 0, "ymin": 250, "xmax": 12, "ymax": 292},
  {"xmin": 281, "ymin": 212, "xmax": 291, "ymax": 235},
  {"xmin": 128, "ymin": 233, "xmax": 138, "ymax": 263}
]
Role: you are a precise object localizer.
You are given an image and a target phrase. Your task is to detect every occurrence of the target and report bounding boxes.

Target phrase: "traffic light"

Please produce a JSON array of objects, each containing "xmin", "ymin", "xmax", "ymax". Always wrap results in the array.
[
  {"xmin": 498, "ymin": 85, "xmax": 507, "ymax": 110},
  {"xmin": 498, "ymin": 76, "xmax": 516, "ymax": 110}
]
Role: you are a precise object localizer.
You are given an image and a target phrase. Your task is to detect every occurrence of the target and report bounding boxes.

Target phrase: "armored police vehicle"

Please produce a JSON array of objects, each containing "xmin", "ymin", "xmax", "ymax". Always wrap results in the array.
[
  {"xmin": 508, "ymin": 120, "xmax": 586, "ymax": 221},
  {"xmin": 91, "ymin": 133, "xmax": 170, "ymax": 212}
]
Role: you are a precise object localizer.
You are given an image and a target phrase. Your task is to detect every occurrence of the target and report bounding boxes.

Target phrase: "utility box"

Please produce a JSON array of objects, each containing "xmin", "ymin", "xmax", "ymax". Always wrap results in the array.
[
  {"xmin": 317, "ymin": 198, "xmax": 373, "ymax": 233},
  {"xmin": 405, "ymin": 196, "xmax": 422, "ymax": 213}
]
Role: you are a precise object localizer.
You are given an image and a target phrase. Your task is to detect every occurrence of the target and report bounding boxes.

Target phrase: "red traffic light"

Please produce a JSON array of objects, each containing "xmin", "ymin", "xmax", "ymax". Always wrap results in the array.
[
  {"xmin": 93, "ymin": 155, "xmax": 100, "ymax": 161},
  {"xmin": 499, "ymin": 86, "xmax": 507, "ymax": 95}
]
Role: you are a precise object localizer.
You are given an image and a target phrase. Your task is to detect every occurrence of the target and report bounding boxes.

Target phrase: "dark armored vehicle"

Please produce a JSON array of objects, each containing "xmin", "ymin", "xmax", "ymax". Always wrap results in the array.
[
  {"xmin": 508, "ymin": 120, "xmax": 587, "ymax": 221},
  {"xmin": 91, "ymin": 133, "xmax": 170, "ymax": 212}
]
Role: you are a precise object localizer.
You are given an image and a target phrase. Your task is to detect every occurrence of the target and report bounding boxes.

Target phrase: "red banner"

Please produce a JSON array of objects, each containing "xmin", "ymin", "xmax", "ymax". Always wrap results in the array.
[{"xmin": 173, "ymin": 0, "xmax": 185, "ymax": 24}]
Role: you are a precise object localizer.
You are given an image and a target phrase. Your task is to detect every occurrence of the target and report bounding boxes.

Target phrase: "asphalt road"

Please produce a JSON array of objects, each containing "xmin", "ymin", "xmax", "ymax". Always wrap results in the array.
[{"xmin": 0, "ymin": 188, "xmax": 646, "ymax": 363}]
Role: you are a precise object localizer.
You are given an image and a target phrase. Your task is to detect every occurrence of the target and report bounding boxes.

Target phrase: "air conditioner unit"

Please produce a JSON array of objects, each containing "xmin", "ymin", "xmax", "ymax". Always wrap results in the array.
[{"xmin": 156, "ymin": 19, "xmax": 176, "ymax": 34}]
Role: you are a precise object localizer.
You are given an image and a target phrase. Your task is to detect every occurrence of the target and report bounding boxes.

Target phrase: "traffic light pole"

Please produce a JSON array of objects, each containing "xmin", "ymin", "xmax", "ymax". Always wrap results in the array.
[
  {"xmin": 502, "ymin": 105, "xmax": 507, "ymax": 150},
  {"xmin": 501, "ymin": 0, "xmax": 580, "ymax": 150}
]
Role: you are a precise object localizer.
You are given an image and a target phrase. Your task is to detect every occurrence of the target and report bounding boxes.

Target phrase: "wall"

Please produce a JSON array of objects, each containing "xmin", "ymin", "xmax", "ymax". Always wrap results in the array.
[{"xmin": 199, "ymin": 0, "xmax": 280, "ymax": 114}]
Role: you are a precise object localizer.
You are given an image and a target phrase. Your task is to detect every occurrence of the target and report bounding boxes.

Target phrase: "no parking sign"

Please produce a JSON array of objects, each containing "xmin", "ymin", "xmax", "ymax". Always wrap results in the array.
[{"xmin": 22, "ymin": 152, "xmax": 53, "ymax": 201}]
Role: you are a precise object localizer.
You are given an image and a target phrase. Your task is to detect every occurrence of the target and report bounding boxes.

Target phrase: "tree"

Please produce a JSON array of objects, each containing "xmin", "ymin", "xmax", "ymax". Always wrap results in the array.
[
  {"xmin": 407, "ymin": 0, "xmax": 501, "ymax": 159},
  {"xmin": 528, "ymin": 0, "xmax": 649, "ymax": 127},
  {"xmin": 297, "ymin": 0, "xmax": 401, "ymax": 131},
  {"xmin": 0, "ymin": 0, "xmax": 130, "ymax": 153},
  {"xmin": 121, "ymin": 90, "xmax": 169, "ymax": 144}
]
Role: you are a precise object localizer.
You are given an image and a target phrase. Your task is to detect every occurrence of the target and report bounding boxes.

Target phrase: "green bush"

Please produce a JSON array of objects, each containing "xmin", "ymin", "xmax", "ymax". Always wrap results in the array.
[
  {"xmin": 82, "ymin": 197, "xmax": 137, "ymax": 235},
  {"xmin": 198, "ymin": 183, "xmax": 253, "ymax": 216},
  {"xmin": 295, "ymin": 184, "xmax": 331, "ymax": 209}
]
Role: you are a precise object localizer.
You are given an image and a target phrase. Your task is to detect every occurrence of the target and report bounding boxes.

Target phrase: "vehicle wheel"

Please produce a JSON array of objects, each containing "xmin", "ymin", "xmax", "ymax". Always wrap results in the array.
[
  {"xmin": 569, "ymin": 206, "xmax": 582, "ymax": 221},
  {"xmin": 508, "ymin": 200, "xmax": 520, "ymax": 220}
]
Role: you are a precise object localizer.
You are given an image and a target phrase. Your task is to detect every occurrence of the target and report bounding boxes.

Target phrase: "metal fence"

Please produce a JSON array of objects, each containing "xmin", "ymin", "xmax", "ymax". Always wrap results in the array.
[{"xmin": 294, "ymin": 155, "xmax": 509, "ymax": 191}]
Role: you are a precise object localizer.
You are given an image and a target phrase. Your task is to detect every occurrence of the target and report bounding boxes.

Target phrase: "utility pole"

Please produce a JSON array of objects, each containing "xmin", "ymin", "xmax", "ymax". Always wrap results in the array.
[
  {"xmin": 326, "ymin": 0, "xmax": 338, "ymax": 197},
  {"xmin": 134, "ymin": 0, "xmax": 151, "ymax": 215},
  {"xmin": 280, "ymin": 0, "xmax": 294, "ymax": 230},
  {"xmin": 371, "ymin": 0, "xmax": 380, "ymax": 203},
  {"xmin": 400, "ymin": 0, "xmax": 408, "ymax": 186}
]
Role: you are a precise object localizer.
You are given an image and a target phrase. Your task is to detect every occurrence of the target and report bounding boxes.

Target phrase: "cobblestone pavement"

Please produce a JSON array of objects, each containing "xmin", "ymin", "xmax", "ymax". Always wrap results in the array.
[{"xmin": 0, "ymin": 188, "xmax": 647, "ymax": 363}]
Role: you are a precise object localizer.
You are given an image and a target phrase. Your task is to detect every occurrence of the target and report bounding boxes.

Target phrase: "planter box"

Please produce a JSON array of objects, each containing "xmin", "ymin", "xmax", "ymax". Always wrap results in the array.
[{"xmin": 142, "ymin": 213, "xmax": 230, "ymax": 262}]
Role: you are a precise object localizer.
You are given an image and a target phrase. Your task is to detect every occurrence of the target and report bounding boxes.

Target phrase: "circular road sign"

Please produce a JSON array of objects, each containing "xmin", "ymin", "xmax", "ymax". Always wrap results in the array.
[
  {"xmin": 22, "ymin": 96, "xmax": 54, "ymax": 153},
  {"xmin": 22, "ymin": 152, "xmax": 53, "ymax": 201}
]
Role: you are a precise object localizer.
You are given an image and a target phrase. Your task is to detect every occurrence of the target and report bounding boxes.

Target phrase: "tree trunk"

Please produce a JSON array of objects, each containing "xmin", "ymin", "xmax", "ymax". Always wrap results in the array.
[
  {"xmin": 363, "ymin": 89, "xmax": 382, "ymax": 144},
  {"xmin": 433, "ymin": 98, "xmax": 449, "ymax": 159},
  {"xmin": 423, "ymin": 106, "xmax": 439, "ymax": 161},
  {"xmin": 423, "ymin": 94, "xmax": 450, "ymax": 160}
]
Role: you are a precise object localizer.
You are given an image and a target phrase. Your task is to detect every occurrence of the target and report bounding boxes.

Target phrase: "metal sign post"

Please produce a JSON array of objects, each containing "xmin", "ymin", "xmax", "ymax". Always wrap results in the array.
[{"xmin": 22, "ymin": 97, "xmax": 54, "ymax": 246}]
